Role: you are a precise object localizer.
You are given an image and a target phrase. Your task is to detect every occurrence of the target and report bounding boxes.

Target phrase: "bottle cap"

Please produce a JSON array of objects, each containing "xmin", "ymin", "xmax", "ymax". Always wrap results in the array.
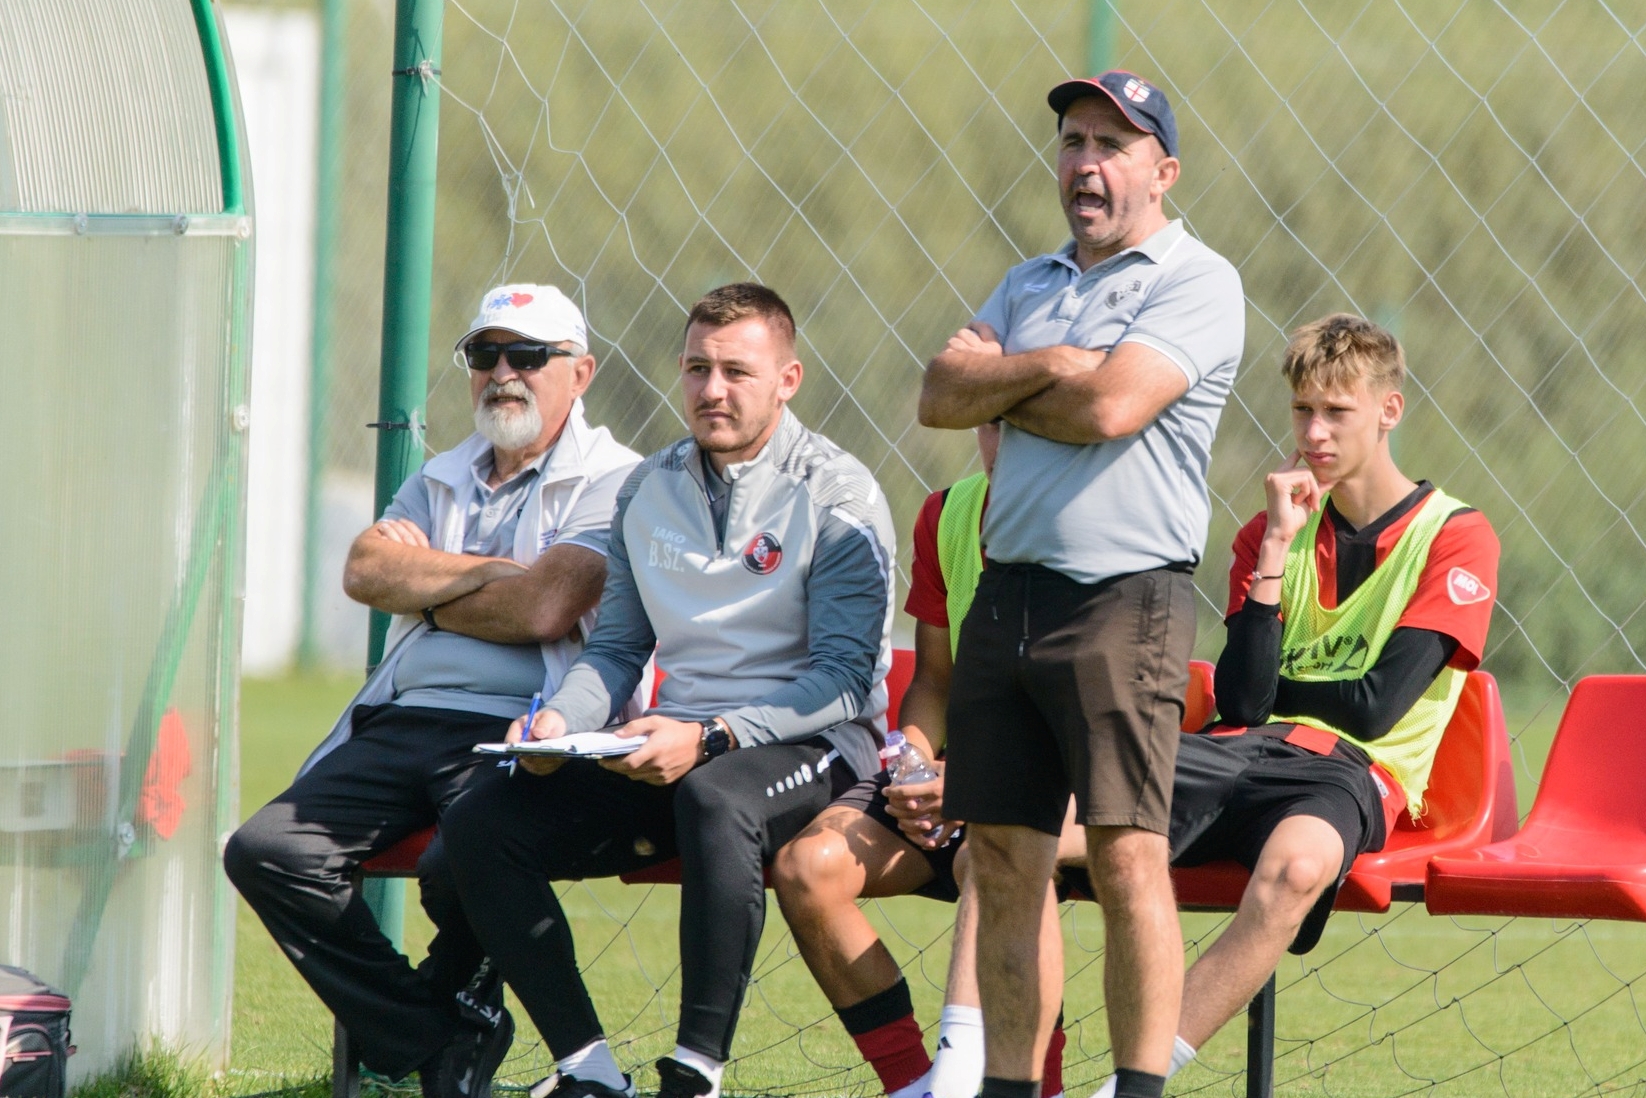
[{"xmin": 880, "ymin": 729, "xmax": 906, "ymax": 759}]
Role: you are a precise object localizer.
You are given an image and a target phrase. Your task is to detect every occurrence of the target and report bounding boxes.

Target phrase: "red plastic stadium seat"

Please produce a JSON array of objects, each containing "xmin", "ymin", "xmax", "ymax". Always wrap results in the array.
[
  {"xmin": 1183, "ymin": 660, "xmax": 1216, "ymax": 734},
  {"xmin": 362, "ymin": 827, "xmax": 435, "ymax": 877},
  {"xmin": 1426, "ymin": 675, "xmax": 1646, "ymax": 922},
  {"xmin": 1337, "ymin": 670, "xmax": 1517, "ymax": 908},
  {"xmin": 1173, "ymin": 670, "xmax": 1516, "ymax": 912}
]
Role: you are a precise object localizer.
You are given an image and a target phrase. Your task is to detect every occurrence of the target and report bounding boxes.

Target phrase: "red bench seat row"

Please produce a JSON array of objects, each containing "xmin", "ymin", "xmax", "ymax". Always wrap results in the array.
[
  {"xmin": 345, "ymin": 653, "xmax": 1646, "ymax": 1098},
  {"xmin": 365, "ymin": 656, "xmax": 1531, "ymax": 919},
  {"xmin": 1172, "ymin": 668, "xmax": 1520, "ymax": 914}
]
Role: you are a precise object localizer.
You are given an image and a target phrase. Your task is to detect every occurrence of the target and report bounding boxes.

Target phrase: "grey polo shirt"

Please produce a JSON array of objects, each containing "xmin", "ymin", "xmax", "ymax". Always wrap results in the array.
[
  {"xmin": 383, "ymin": 446, "xmax": 562, "ymax": 718},
  {"xmin": 975, "ymin": 220, "xmax": 1244, "ymax": 584}
]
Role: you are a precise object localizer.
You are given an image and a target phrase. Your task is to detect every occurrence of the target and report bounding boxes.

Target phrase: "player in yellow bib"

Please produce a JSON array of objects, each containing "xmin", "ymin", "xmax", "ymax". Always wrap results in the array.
[
  {"xmin": 851, "ymin": 314, "xmax": 1501, "ymax": 1098},
  {"xmin": 1078, "ymin": 312, "xmax": 1502, "ymax": 1093}
]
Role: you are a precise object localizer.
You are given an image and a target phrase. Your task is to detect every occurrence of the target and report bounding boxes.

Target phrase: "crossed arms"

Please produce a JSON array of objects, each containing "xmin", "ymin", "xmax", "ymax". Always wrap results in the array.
[
  {"xmin": 342, "ymin": 517, "xmax": 606, "ymax": 645},
  {"xmin": 917, "ymin": 323, "xmax": 1189, "ymax": 444}
]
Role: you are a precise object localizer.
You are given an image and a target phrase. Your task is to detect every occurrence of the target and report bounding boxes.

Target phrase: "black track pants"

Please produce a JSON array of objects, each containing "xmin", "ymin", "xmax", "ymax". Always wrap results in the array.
[
  {"xmin": 223, "ymin": 703, "xmax": 507, "ymax": 1077},
  {"xmin": 437, "ymin": 739, "xmax": 851, "ymax": 1061}
]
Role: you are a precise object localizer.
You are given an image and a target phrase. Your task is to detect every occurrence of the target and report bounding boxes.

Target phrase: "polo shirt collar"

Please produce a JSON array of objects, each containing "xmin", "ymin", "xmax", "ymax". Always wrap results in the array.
[
  {"xmin": 468, "ymin": 436, "xmax": 552, "ymax": 494},
  {"xmin": 537, "ymin": 398, "xmax": 601, "ymax": 485},
  {"xmin": 1051, "ymin": 219, "xmax": 1187, "ymax": 275}
]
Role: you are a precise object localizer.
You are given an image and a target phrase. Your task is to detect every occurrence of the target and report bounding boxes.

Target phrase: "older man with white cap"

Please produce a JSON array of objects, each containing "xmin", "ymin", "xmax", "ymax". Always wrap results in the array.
[{"xmin": 226, "ymin": 284, "xmax": 642, "ymax": 1098}]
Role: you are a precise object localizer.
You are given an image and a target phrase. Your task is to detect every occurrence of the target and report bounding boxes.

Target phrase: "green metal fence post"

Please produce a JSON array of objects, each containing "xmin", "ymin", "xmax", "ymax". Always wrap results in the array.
[
  {"xmin": 1087, "ymin": 0, "xmax": 1115, "ymax": 75},
  {"xmin": 299, "ymin": 0, "xmax": 347, "ymax": 669},
  {"xmin": 364, "ymin": 0, "xmax": 445, "ymax": 943}
]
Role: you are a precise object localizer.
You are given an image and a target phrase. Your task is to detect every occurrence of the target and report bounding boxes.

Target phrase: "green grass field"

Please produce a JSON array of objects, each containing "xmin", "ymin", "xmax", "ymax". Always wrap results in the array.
[{"xmin": 209, "ymin": 673, "xmax": 1646, "ymax": 1098}]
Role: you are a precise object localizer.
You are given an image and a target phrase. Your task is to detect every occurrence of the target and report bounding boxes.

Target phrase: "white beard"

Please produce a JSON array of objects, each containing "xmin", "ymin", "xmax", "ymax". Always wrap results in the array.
[{"xmin": 474, "ymin": 381, "xmax": 543, "ymax": 450}]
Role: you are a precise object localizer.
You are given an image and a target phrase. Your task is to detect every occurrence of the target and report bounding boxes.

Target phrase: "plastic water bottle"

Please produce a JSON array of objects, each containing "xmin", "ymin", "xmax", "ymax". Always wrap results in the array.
[{"xmin": 882, "ymin": 729, "xmax": 939, "ymax": 785}]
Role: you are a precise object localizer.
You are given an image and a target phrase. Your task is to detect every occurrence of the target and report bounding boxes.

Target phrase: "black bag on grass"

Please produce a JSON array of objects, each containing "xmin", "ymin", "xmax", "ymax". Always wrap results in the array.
[{"xmin": 0, "ymin": 966, "xmax": 74, "ymax": 1098}]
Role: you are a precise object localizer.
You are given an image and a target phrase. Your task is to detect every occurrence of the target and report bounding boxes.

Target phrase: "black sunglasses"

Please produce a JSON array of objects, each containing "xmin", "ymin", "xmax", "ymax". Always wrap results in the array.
[{"xmin": 460, "ymin": 341, "xmax": 577, "ymax": 372}]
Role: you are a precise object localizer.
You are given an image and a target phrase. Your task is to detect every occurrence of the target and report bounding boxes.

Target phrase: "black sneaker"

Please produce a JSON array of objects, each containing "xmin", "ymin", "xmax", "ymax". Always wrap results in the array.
[
  {"xmin": 419, "ymin": 1008, "xmax": 515, "ymax": 1098},
  {"xmin": 528, "ymin": 1072, "xmax": 637, "ymax": 1098},
  {"xmin": 654, "ymin": 1057, "xmax": 714, "ymax": 1098}
]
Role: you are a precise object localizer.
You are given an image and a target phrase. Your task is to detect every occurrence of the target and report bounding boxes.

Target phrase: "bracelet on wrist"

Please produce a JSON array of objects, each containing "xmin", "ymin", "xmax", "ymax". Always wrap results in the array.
[
  {"xmin": 421, "ymin": 606, "xmax": 441, "ymax": 631},
  {"xmin": 1249, "ymin": 570, "xmax": 1284, "ymax": 583}
]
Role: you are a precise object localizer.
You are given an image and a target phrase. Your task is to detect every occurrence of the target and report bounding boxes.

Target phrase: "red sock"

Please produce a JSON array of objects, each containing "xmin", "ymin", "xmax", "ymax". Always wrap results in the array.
[
  {"xmin": 839, "ymin": 979, "xmax": 933, "ymax": 1095},
  {"xmin": 1039, "ymin": 1022, "xmax": 1065, "ymax": 1097}
]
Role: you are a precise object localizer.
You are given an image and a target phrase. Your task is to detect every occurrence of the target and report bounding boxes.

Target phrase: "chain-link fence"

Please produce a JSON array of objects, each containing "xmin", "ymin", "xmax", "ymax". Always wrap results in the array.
[
  {"xmin": 312, "ymin": 0, "xmax": 1646, "ymax": 702},
  {"xmin": 290, "ymin": 1, "xmax": 1646, "ymax": 1093}
]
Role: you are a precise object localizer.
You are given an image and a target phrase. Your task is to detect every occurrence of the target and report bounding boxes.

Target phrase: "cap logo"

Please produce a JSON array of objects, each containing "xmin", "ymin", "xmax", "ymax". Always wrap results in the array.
[
  {"xmin": 1447, "ymin": 567, "xmax": 1491, "ymax": 606},
  {"xmin": 487, "ymin": 291, "xmax": 534, "ymax": 309},
  {"xmin": 1123, "ymin": 77, "xmax": 1151, "ymax": 103},
  {"xmin": 742, "ymin": 532, "xmax": 783, "ymax": 576}
]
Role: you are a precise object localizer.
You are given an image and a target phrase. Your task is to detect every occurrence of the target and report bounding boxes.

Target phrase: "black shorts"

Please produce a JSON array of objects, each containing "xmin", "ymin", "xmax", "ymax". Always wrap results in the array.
[
  {"xmin": 831, "ymin": 772, "xmax": 964, "ymax": 902},
  {"xmin": 943, "ymin": 562, "xmax": 1197, "ymax": 836},
  {"xmin": 1168, "ymin": 729, "xmax": 1389, "ymax": 953}
]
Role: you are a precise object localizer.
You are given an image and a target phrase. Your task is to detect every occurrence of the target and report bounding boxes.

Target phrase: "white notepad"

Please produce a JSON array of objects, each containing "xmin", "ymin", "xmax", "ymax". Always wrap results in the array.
[{"xmin": 472, "ymin": 731, "xmax": 642, "ymax": 758}]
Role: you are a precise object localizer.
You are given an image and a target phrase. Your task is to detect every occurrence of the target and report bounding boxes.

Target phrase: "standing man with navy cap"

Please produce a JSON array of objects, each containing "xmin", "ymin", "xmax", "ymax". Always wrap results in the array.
[
  {"xmin": 920, "ymin": 73, "xmax": 1245, "ymax": 1098},
  {"xmin": 226, "ymin": 284, "xmax": 643, "ymax": 1098}
]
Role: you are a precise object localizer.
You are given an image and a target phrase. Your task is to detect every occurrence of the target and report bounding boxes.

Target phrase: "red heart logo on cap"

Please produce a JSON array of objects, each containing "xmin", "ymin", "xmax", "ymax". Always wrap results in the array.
[{"xmin": 509, "ymin": 293, "xmax": 534, "ymax": 307}]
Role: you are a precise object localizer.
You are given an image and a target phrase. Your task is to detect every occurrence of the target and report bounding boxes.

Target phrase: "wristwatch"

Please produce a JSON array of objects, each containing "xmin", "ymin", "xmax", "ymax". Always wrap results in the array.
[
  {"xmin": 699, "ymin": 716, "xmax": 734, "ymax": 760},
  {"xmin": 421, "ymin": 606, "xmax": 441, "ymax": 631}
]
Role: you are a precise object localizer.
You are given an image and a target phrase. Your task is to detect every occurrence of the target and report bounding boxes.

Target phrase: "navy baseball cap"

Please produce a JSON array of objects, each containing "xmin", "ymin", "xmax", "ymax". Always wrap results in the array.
[{"xmin": 1047, "ymin": 71, "xmax": 1178, "ymax": 159}]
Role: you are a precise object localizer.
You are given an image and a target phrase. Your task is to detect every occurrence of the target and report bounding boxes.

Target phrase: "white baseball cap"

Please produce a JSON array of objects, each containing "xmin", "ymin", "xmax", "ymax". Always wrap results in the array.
[{"xmin": 454, "ymin": 284, "xmax": 587, "ymax": 350}]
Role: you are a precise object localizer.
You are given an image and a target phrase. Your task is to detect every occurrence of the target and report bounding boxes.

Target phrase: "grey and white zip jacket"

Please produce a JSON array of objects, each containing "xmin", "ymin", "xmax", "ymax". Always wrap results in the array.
[{"xmin": 545, "ymin": 409, "xmax": 895, "ymax": 782}]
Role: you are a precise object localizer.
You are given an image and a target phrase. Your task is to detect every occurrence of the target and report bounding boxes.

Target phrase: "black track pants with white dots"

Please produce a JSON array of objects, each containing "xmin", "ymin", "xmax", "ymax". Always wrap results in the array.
[{"xmin": 437, "ymin": 736, "xmax": 855, "ymax": 1061}]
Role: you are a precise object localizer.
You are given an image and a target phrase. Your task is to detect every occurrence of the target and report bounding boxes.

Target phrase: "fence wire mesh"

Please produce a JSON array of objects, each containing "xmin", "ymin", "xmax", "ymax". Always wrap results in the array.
[{"xmin": 305, "ymin": 1, "xmax": 1646, "ymax": 1094}]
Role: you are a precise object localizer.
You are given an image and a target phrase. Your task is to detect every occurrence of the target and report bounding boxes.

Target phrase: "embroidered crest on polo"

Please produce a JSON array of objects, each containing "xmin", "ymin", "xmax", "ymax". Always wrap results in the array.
[
  {"xmin": 1107, "ymin": 278, "xmax": 1144, "ymax": 307},
  {"xmin": 1447, "ymin": 566, "xmax": 1491, "ymax": 606},
  {"xmin": 1123, "ymin": 77, "xmax": 1151, "ymax": 102},
  {"xmin": 743, "ymin": 532, "xmax": 783, "ymax": 575}
]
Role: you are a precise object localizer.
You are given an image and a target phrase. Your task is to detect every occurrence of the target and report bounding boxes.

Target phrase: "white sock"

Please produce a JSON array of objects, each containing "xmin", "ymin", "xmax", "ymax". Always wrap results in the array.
[
  {"xmin": 559, "ymin": 1038, "xmax": 628, "ymax": 1092},
  {"xmin": 890, "ymin": 1076, "xmax": 929, "ymax": 1098},
  {"xmin": 670, "ymin": 1045, "xmax": 725, "ymax": 1098},
  {"xmin": 928, "ymin": 1005, "xmax": 985, "ymax": 1098},
  {"xmin": 1089, "ymin": 1036, "xmax": 1197, "ymax": 1098}
]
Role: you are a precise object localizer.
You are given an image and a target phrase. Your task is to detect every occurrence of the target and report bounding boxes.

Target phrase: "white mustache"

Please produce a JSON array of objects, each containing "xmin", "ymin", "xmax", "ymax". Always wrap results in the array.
[{"xmin": 483, "ymin": 379, "xmax": 534, "ymax": 405}]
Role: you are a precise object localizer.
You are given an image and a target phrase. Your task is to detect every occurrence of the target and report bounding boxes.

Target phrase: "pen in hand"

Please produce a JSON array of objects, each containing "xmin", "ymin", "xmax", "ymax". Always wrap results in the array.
[{"xmin": 505, "ymin": 692, "xmax": 545, "ymax": 774}]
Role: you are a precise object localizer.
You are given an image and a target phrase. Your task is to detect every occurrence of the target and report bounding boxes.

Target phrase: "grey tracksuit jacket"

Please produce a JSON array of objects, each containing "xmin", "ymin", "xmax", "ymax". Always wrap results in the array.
[{"xmin": 544, "ymin": 409, "xmax": 895, "ymax": 781}]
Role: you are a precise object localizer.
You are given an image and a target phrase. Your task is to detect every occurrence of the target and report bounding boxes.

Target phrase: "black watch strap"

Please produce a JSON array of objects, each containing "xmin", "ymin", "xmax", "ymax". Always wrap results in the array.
[
  {"xmin": 421, "ymin": 606, "xmax": 441, "ymax": 631},
  {"xmin": 699, "ymin": 717, "xmax": 732, "ymax": 759}
]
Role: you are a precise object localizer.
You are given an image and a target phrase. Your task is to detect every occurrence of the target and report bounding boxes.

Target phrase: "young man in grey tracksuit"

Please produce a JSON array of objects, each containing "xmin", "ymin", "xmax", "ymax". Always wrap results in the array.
[{"xmin": 440, "ymin": 283, "xmax": 897, "ymax": 1098}]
